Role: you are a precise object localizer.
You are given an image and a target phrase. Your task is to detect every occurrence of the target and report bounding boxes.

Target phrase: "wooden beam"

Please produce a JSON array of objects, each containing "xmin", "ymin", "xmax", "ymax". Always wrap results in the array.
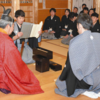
[
  {"xmin": 12, "ymin": 0, "xmax": 20, "ymax": 18},
  {"xmin": 94, "ymin": 0, "xmax": 100, "ymax": 22},
  {"xmin": 32, "ymin": 0, "xmax": 38, "ymax": 23},
  {"xmin": 68, "ymin": 0, "xmax": 73, "ymax": 11}
]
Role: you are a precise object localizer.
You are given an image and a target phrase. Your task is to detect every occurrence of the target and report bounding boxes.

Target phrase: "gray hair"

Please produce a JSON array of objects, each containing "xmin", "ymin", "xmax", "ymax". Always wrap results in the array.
[{"xmin": 0, "ymin": 19, "xmax": 13, "ymax": 28}]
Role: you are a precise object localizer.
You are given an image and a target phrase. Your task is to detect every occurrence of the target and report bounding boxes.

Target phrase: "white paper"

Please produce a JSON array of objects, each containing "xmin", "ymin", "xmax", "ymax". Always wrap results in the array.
[{"xmin": 30, "ymin": 21, "xmax": 43, "ymax": 38}]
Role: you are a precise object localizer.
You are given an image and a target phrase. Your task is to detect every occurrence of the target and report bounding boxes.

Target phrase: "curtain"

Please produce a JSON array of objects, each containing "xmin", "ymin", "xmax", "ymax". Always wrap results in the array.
[{"xmin": 73, "ymin": 0, "xmax": 93, "ymax": 13}]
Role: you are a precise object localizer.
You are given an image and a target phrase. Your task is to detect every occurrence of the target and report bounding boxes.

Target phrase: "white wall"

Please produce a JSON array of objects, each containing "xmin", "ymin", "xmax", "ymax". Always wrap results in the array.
[{"xmin": 73, "ymin": 0, "xmax": 93, "ymax": 13}]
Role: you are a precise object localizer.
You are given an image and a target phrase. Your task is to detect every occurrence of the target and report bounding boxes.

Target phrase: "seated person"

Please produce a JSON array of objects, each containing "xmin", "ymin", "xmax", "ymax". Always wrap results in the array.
[
  {"xmin": 89, "ymin": 8, "xmax": 95, "ymax": 16},
  {"xmin": 0, "ymin": 10, "xmax": 43, "ymax": 94},
  {"xmin": 73, "ymin": 7, "xmax": 78, "ymax": 16},
  {"xmin": 10, "ymin": 10, "xmax": 41, "ymax": 64},
  {"xmin": 61, "ymin": 12, "xmax": 78, "ymax": 45},
  {"xmin": 55, "ymin": 13, "xmax": 100, "ymax": 98},
  {"xmin": 91, "ymin": 13, "xmax": 100, "ymax": 33},
  {"xmin": 83, "ymin": 7, "xmax": 89, "ymax": 14},
  {"xmin": 42, "ymin": 8, "xmax": 61, "ymax": 39},
  {"xmin": 80, "ymin": 4, "xmax": 87, "ymax": 13},
  {"xmin": 60, "ymin": 9, "xmax": 70, "ymax": 36},
  {"xmin": 74, "ymin": 12, "xmax": 78, "ymax": 20}
]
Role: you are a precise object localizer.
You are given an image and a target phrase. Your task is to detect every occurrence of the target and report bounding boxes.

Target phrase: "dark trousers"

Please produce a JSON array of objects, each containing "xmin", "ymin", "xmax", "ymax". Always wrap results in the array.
[
  {"xmin": 60, "ymin": 53, "xmax": 90, "ymax": 96},
  {"xmin": 60, "ymin": 30, "xmax": 67, "ymax": 36}
]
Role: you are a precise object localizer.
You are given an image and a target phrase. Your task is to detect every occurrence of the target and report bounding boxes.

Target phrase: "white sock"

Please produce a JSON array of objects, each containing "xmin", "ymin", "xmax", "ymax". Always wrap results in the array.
[{"xmin": 82, "ymin": 91, "xmax": 99, "ymax": 99}]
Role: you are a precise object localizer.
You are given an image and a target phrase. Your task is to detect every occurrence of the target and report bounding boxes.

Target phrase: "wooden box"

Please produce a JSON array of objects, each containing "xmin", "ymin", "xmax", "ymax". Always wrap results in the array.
[
  {"xmin": 49, "ymin": 61, "xmax": 62, "ymax": 71},
  {"xmin": 33, "ymin": 55, "xmax": 49, "ymax": 72}
]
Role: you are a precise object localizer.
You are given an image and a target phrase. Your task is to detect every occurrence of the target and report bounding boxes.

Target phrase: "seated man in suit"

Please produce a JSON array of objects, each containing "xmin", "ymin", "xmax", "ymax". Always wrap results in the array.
[
  {"xmin": 61, "ymin": 12, "xmax": 78, "ymax": 45},
  {"xmin": 80, "ymin": 3, "xmax": 87, "ymax": 13},
  {"xmin": 91, "ymin": 13, "xmax": 100, "ymax": 33},
  {"xmin": 55, "ymin": 13, "xmax": 100, "ymax": 98},
  {"xmin": 60, "ymin": 9, "xmax": 70, "ymax": 36},
  {"xmin": 42, "ymin": 8, "xmax": 61, "ymax": 39}
]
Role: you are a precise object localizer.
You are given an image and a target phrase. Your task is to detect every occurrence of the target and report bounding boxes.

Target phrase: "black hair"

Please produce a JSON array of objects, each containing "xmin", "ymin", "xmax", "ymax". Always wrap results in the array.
[
  {"xmin": 77, "ymin": 13, "xmax": 92, "ymax": 30},
  {"xmin": 89, "ymin": 8, "xmax": 96, "ymax": 13},
  {"xmin": 69, "ymin": 12, "xmax": 75, "ymax": 19},
  {"xmin": 91, "ymin": 13, "xmax": 99, "ymax": 18},
  {"xmin": 65, "ymin": 9, "xmax": 70, "ymax": 13},
  {"xmin": 74, "ymin": 13, "xmax": 78, "ymax": 17},
  {"xmin": 82, "ymin": 4, "xmax": 87, "ymax": 7},
  {"xmin": 15, "ymin": 10, "xmax": 25, "ymax": 18},
  {"xmin": 50, "ymin": 8, "xmax": 56, "ymax": 12},
  {"xmin": 74, "ymin": 7, "xmax": 78, "ymax": 10},
  {"xmin": 83, "ymin": 7, "xmax": 89, "ymax": 11}
]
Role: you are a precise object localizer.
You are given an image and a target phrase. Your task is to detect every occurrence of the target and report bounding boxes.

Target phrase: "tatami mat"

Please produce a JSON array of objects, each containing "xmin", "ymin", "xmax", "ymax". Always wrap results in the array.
[
  {"xmin": 40, "ymin": 41, "xmax": 68, "ymax": 56},
  {"xmin": 46, "ymin": 39, "xmax": 69, "ymax": 48}
]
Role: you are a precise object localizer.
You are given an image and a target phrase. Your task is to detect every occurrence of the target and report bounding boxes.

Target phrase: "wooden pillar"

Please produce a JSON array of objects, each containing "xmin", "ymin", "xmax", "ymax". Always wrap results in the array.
[
  {"xmin": 32, "ymin": 0, "xmax": 38, "ymax": 23},
  {"xmin": 12, "ymin": 0, "xmax": 20, "ymax": 18},
  {"xmin": 68, "ymin": 0, "xmax": 73, "ymax": 11},
  {"xmin": 94, "ymin": 0, "xmax": 100, "ymax": 22}
]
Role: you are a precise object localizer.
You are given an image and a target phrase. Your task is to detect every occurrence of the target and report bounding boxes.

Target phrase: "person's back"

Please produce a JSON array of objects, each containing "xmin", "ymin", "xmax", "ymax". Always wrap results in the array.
[
  {"xmin": 0, "ymin": 9, "xmax": 43, "ymax": 94},
  {"xmin": 55, "ymin": 13, "xmax": 100, "ymax": 99},
  {"xmin": 0, "ymin": 28, "xmax": 43, "ymax": 94}
]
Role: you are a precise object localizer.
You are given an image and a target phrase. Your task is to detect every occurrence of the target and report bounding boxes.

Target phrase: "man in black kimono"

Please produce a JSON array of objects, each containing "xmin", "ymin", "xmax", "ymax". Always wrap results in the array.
[
  {"xmin": 60, "ymin": 9, "xmax": 70, "ymax": 36},
  {"xmin": 80, "ymin": 4, "xmax": 87, "ymax": 13},
  {"xmin": 61, "ymin": 12, "xmax": 78, "ymax": 45},
  {"xmin": 42, "ymin": 8, "xmax": 61, "ymax": 39},
  {"xmin": 73, "ymin": 7, "xmax": 78, "ymax": 16},
  {"xmin": 83, "ymin": 7, "xmax": 89, "ymax": 14},
  {"xmin": 89, "ymin": 8, "xmax": 95, "ymax": 17},
  {"xmin": 91, "ymin": 13, "xmax": 100, "ymax": 33}
]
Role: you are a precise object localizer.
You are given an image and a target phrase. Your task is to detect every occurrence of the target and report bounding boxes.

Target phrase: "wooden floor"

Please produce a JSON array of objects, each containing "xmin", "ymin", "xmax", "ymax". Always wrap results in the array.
[{"xmin": 0, "ymin": 39, "xmax": 100, "ymax": 100}]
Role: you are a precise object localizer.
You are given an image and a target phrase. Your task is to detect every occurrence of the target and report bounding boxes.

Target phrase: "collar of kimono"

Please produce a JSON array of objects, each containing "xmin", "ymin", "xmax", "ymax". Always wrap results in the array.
[{"xmin": 0, "ymin": 28, "xmax": 7, "ymax": 34}]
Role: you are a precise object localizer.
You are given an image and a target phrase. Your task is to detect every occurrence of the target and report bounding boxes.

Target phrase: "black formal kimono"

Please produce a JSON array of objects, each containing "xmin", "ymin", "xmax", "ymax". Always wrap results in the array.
[
  {"xmin": 80, "ymin": 10, "xmax": 83, "ymax": 13},
  {"xmin": 59, "ymin": 53, "xmax": 90, "ymax": 96},
  {"xmin": 43, "ymin": 15, "xmax": 61, "ymax": 38},
  {"xmin": 61, "ymin": 20, "xmax": 78, "ymax": 45},
  {"xmin": 60, "ymin": 15, "xmax": 70, "ymax": 36},
  {"xmin": 61, "ymin": 15, "xmax": 70, "ymax": 29},
  {"xmin": 90, "ymin": 22, "xmax": 100, "ymax": 33},
  {"xmin": 66, "ymin": 20, "xmax": 78, "ymax": 37}
]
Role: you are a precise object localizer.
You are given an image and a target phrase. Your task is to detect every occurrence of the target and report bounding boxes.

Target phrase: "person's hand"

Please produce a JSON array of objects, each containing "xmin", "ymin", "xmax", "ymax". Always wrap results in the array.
[
  {"xmin": 62, "ymin": 29, "xmax": 66, "ymax": 31},
  {"xmin": 50, "ymin": 31, "xmax": 55, "ymax": 34},
  {"xmin": 70, "ymin": 34, "xmax": 73, "ymax": 38},
  {"xmin": 64, "ymin": 35, "xmax": 68, "ymax": 38},
  {"xmin": 44, "ymin": 30, "xmax": 48, "ymax": 33},
  {"xmin": 38, "ymin": 29, "xmax": 42, "ymax": 36},
  {"xmin": 17, "ymin": 32, "xmax": 23, "ymax": 38}
]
